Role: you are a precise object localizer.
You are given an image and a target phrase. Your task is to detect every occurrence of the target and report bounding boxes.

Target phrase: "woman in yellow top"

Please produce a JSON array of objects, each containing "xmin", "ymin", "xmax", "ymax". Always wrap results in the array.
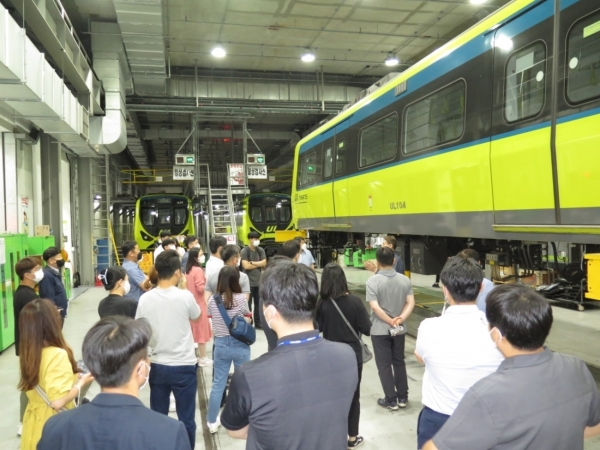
[{"xmin": 18, "ymin": 299, "xmax": 94, "ymax": 450}]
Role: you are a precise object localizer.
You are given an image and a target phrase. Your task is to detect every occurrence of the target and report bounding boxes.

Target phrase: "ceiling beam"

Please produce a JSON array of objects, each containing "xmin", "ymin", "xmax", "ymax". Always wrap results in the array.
[{"xmin": 142, "ymin": 129, "xmax": 300, "ymax": 141}]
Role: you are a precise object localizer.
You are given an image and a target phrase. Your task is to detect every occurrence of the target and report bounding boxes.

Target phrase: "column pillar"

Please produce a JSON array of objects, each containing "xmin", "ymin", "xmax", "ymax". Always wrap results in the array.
[
  {"xmin": 4, "ymin": 134, "xmax": 18, "ymax": 233},
  {"xmin": 40, "ymin": 134, "xmax": 63, "ymax": 247},
  {"xmin": 77, "ymin": 158, "xmax": 94, "ymax": 285},
  {"xmin": 31, "ymin": 139, "xmax": 43, "ymax": 230}
]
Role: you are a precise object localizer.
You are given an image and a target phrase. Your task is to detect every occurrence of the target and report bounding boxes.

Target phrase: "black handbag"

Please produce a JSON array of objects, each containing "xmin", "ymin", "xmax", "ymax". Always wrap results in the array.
[
  {"xmin": 214, "ymin": 294, "xmax": 256, "ymax": 345},
  {"xmin": 331, "ymin": 299, "xmax": 373, "ymax": 363}
]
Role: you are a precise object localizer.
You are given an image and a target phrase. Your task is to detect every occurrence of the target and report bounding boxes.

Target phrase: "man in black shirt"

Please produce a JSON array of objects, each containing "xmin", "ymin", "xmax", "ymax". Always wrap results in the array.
[
  {"xmin": 221, "ymin": 259, "xmax": 358, "ymax": 450},
  {"xmin": 38, "ymin": 247, "xmax": 69, "ymax": 325},
  {"xmin": 14, "ymin": 257, "xmax": 42, "ymax": 435}
]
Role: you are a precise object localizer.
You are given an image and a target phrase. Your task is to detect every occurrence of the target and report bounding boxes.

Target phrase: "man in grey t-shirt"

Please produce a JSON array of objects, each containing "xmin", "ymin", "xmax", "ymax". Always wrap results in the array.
[
  {"xmin": 241, "ymin": 231, "xmax": 267, "ymax": 328},
  {"xmin": 205, "ymin": 245, "xmax": 251, "ymax": 300},
  {"xmin": 366, "ymin": 247, "xmax": 415, "ymax": 411}
]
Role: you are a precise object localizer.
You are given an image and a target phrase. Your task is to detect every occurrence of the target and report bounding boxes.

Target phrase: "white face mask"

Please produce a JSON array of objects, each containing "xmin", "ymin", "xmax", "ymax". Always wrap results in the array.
[
  {"xmin": 122, "ymin": 280, "xmax": 131, "ymax": 295},
  {"xmin": 489, "ymin": 327, "xmax": 502, "ymax": 348},
  {"xmin": 253, "ymin": 240, "xmax": 260, "ymax": 247},
  {"xmin": 31, "ymin": 269, "xmax": 44, "ymax": 283},
  {"xmin": 198, "ymin": 255, "xmax": 206, "ymax": 264},
  {"xmin": 301, "ymin": 243, "xmax": 307, "ymax": 250},
  {"xmin": 194, "ymin": 243, "xmax": 201, "ymax": 249},
  {"xmin": 168, "ymin": 245, "xmax": 176, "ymax": 251},
  {"xmin": 138, "ymin": 362, "xmax": 150, "ymax": 390},
  {"xmin": 264, "ymin": 305, "xmax": 277, "ymax": 328}
]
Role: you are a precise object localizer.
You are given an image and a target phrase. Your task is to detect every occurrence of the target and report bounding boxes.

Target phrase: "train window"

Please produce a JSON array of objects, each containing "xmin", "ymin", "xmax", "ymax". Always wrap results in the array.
[
  {"xmin": 359, "ymin": 113, "xmax": 397, "ymax": 168},
  {"xmin": 279, "ymin": 205, "xmax": 291, "ymax": 223},
  {"xmin": 324, "ymin": 146, "xmax": 333, "ymax": 178},
  {"xmin": 265, "ymin": 206, "xmax": 277, "ymax": 223},
  {"xmin": 298, "ymin": 151, "xmax": 321, "ymax": 187},
  {"xmin": 158, "ymin": 209, "xmax": 171, "ymax": 226},
  {"xmin": 504, "ymin": 42, "xmax": 546, "ymax": 123},
  {"xmin": 566, "ymin": 11, "xmax": 600, "ymax": 104},
  {"xmin": 173, "ymin": 208, "xmax": 187, "ymax": 226},
  {"xmin": 336, "ymin": 140, "xmax": 346, "ymax": 175},
  {"xmin": 404, "ymin": 80, "xmax": 465, "ymax": 154},
  {"xmin": 142, "ymin": 209, "xmax": 155, "ymax": 227},
  {"xmin": 250, "ymin": 206, "xmax": 263, "ymax": 223}
]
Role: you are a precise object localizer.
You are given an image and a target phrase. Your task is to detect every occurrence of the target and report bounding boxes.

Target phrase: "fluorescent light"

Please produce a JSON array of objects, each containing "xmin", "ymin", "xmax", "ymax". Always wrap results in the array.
[
  {"xmin": 385, "ymin": 53, "xmax": 399, "ymax": 66},
  {"xmin": 211, "ymin": 45, "xmax": 226, "ymax": 58},
  {"xmin": 301, "ymin": 50, "xmax": 315, "ymax": 62},
  {"xmin": 470, "ymin": 0, "xmax": 487, "ymax": 4}
]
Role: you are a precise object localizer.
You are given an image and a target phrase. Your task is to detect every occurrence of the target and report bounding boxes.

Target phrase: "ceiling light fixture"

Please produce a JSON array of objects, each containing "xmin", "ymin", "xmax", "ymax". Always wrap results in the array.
[
  {"xmin": 469, "ymin": 0, "xmax": 487, "ymax": 4},
  {"xmin": 211, "ymin": 45, "xmax": 226, "ymax": 58},
  {"xmin": 385, "ymin": 53, "xmax": 400, "ymax": 66},
  {"xmin": 301, "ymin": 50, "xmax": 315, "ymax": 62}
]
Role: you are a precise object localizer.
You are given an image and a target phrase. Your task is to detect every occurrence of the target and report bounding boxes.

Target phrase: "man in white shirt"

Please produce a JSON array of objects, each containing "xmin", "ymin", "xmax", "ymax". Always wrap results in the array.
[
  {"xmin": 204, "ymin": 236, "xmax": 227, "ymax": 280},
  {"xmin": 414, "ymin": 256, "xmax": 504, "ymax": 449},
  {"xmin": 135, "ymin": 250, "xmax": 201, "ymax": 449},
  {"xmin": 295, "ymin": 237, "xmax": 315, "ymax": 270},
  {"xmin": 154, "ymin": 237, "xmax": 175, "ymax": 262},
  {"xmin": 204, "ymin": 245, "xmax": 250, "ymax": 302}
]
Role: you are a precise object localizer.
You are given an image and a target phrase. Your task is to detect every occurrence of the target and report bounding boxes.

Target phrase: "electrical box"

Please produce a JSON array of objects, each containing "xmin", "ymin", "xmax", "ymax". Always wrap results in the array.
[
  {"xmin": 174, "ymin": 154, "xmax": 195, "ymax": 166},
  {"xmin": 585, "ymin": 254, "xmax": 600, "ymax": 301},
  {"xmin": 410, "ymin": 240, "xmax": 447, "ymax": 275},
  {"xmin": 246, "ymin": 154, "xmax": 265, "ymax": 165},
  {"xmin": 486, "ymin": 252, "xmax": 509, "ymax": 266}
]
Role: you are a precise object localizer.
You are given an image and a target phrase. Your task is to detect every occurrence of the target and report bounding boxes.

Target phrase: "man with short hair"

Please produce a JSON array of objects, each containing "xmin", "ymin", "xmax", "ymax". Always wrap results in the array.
[
  {"xmin": 364, "ymin": 235, "xmax": 405, "ymax": 274},
  {"xmin": 414, "ymin": 257, "xmax": 504, "ymax": 448},
  {"xmin": 281, "ymin": 239, "xmax": 301, "ymax": 262},
  {"xmin": 38, "ymin": 316, "xmax": 191, "ymax": 450},
  {"xmin": 153, "ymin": 231, "xmax": 172, "ymax": 261},
  {"xmin": 296, "ymin": 237, "xmax": 315, "ymax": 270},
  {"xmin": 135, "ymin": 250, "xmax": 201, "ymax": 449},
  {"xmin": 221, "ymin": 259, "xmax": 358, "ymax": 449},
  {"xmin": 39, "ymin": 247, "xmax": 68, "ymax": 324},
  {"xmin": 241, "ymin": 231, "xmax": 267, "ymax": 327},
  {"xmin": 204, "ymin": 245, "xmax": 250, "ymax": 301},
  {"xmin": 367, "ymin": 246, "xmax": 415, "ymax": 410},
  {"xmin": 424, "ymin": 284, "xmax": 600, "ymax": 450},
  {"xmin": 121, "ymin": 241, "xmax": 150, "ymax": 303},
  {"xmin": 14, "ymin": 257, "xmax": 42, "ymax": 435},
  {"xmin": 457, "ymin": 249, "xmax": 494, "ymax": 313},
  {"xmin": 205, "ymin": 236, "xmax": 227, "ymax": 280},
  {"xmin": 181, "ymin": 236, "xmax": 200, "ymax": 270}
]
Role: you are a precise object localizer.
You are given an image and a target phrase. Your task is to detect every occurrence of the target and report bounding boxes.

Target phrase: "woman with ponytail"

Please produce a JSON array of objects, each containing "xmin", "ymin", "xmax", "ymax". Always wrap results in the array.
[{"xmin": 98, "ymin": 267, "xmax": 138, "ymax": 319}]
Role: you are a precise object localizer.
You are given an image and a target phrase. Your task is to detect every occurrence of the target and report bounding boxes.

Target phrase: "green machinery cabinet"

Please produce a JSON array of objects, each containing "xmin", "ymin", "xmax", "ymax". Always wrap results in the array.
[
  {"xmin": 353, "ymin": 249, "xmax": 363, "ymax": 267},
  {"xmin": 0, "ymin": 234, "xmax": 26, "ymax": 352},
  {"xmin": 344, "ymin": 248, "xmax": 354, "ymax": 267},
  {"xmin": 28, "ymin": 236, "xmax": 56, "ymax": 257}
]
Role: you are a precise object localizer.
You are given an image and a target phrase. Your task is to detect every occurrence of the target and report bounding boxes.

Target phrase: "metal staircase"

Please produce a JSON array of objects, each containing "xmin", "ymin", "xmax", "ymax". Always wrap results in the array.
[
  {"xmin": 198, "ymin": 163, "xmax": 237, "ymax": 239},
  {"xmin": 91, "ymin": 155, "xmax": 111, "ymax": 271}
]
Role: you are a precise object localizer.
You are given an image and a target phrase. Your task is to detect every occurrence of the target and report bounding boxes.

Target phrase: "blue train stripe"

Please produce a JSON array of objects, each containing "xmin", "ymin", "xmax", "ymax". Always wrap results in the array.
[{"xmin": 299, "ymin": 0, "xmax": 556, "ymax": 155}]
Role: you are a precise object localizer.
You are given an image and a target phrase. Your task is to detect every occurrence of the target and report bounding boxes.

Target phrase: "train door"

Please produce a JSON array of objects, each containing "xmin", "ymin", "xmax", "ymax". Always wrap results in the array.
[
  {"xmin": 321, "ymin": 134, "xmax": 336, "ymax": 221},
  {"xmin": 555, "ymin": 2, "xmax": 600, "ymax": 224},
  {"xmin": 490, "ymin": 0, "xmax": 557, "ymax": 225},
  {"xmin": 332, "ymin": 120, "xmax": 351, "ymax": 224}
]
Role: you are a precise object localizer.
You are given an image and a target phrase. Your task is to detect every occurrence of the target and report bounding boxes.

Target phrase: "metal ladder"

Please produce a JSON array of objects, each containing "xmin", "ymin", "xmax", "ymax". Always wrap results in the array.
[
  {"xmin": 208, "ymin": 188, "xmax": 236, "ymax": 237},
  {"xmin": 91, "ymin": 155, "xmax": 111, "ymax": 270}
]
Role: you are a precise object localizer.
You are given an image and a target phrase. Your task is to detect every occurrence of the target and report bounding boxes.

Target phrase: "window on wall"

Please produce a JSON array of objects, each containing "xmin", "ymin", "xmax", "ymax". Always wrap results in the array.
[
  {"xmin": 336, "ymin": 140, "xmax": 346, "ymax": 175},
  {"xmin": 404, "ymin": 80, "xmax": 466, "ymax": 154},
  {"xmin": 504, "ymin": 42, "xmax": 546, "ymax": 122},
  {"xmin": 297, "ymin": 151, "xmax": 322, "ymax": 187},
  {"xmin": 359, "ymin": 113, "xmax": 398, "ymax": 168},
  {"xmin": 250, "ymin": 206, "xmax": 263, "ymax": 223},
  {"xmin": 567, "ymin": 11, "xmax": 600, "ymax": 104},
  {"xmin": 324, "ymin": 146, "xmax": 333, "ymax": 178}
]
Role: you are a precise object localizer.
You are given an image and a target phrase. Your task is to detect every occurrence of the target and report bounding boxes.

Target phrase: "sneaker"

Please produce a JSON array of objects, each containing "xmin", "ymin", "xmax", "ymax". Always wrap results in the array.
[
  {"xmin": 432, "ymin": 282, "xmax": 440, "ymax": 288},
  {"xmin": 398, "ymin": 397, "xmax": 408, "ymax": 408},
  {"xmin": 17, "ymin": 422, "xmax": 22, "ymax": 436},
  {"xmin": 207, "ymin": 417, "xmax": 221, "ymax": 434},
  {"xmin": 347, "ymin": 436, "xmax": 364, "ymax": 448},
  {"xmin": 169, "ymin": 394, "xmax": 176, "ymax": 412},
  {"xmin": 198, "ymin": 357, "xmax": 213, "ymax": 367},
  {"xmin": 377, "ymin": 398, "xmax": 399, "ymax": 411}
]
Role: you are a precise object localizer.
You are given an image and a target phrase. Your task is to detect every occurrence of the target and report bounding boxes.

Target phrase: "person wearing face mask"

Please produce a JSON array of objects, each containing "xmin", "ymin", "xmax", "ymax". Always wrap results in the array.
[
  {"xmin": 37, "ymin": 316, "xmax": 191, "ymax": 450},
  {"xmin": 240, "ymin": 231, "xmax": 267, "ymax": 328},
  {"xmin": 204, "ymin": 245, "xmax": 251, "ymax": 305},
  {"xmin": 205, "ymin": 236, "xmax": 227, "ymax": 280},
  {"xmin": 414, "ymin": 256, "xmax": 503, "ymax": 449},
  {"xmin": 153, "ymin": 231, "xmax": 172, "ymax": 261},
  {"xmin": 97, "ymin": 267, "xmax": 137, "ymax": 319},
  {"xmin": 39, "ymin": 247, "xmax": 69, "ymax": 326},
  {"xmin": 185, "ymin": 247, "xmax": 212, "ymax": 367},
  {"xmin": 295, "ymin": 237, "xmax": 315, "ymax": 270},
  {"xmin": 364, "ymin": 235, "xmax": 405, "ymax": 275},
  {"xmin": 135, "ymin": 250, "xmax": 200, "ymax": 449},
  {"xmin": 423, "ymin": 284, "xmax": 600, "ymax": 450},
  {"xmin": 121, "ymin": 241, "xmax": 150, "ymax": 303},
  {"xmin": 14, "ymin": 257, "xmax": 43, "ymax": 436},
  {"xmin": 181, "ymin": 235, "xmax": 200, "ymax": 270}
]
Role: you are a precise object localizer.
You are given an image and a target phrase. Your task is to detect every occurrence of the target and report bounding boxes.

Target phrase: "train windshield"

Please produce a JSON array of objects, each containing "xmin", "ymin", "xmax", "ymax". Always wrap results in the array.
[{"xmin": 139, "ymin": 197, "xmax": 190, "ymax": 235}]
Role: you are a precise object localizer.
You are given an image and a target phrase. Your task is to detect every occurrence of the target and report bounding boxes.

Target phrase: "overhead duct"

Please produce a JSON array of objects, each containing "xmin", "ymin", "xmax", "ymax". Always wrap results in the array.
[
  {"xmin": 114, "ymin": 0, "xmax": 167, "ymax": 94},
  {"xmin": 143, "ymin": 129, "xmax": 300, "ymax": 141},
  {"xmin": 89, "ymin": 22, "xmax": 128, "ymax": 154},
  {"xmin": 0, "ymin": 6, "xmax": 97, "ymax": 156}
]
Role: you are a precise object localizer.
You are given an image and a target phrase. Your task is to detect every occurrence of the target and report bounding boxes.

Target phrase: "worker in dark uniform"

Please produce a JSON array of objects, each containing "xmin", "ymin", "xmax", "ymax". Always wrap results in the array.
[{"xmin": 38, "ymin": 247, "xmax": 68, "ymax": 327}]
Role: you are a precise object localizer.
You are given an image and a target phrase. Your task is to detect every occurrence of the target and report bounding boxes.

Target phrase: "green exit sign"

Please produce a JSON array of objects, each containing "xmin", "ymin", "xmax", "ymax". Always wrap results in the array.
[
  {"xmin": 186, "ymin": 156, "xmax": 194, "ymax": 164},
  {"xmin": 256, "ymin": 156, "xmax": 265, "ymax": 164}
]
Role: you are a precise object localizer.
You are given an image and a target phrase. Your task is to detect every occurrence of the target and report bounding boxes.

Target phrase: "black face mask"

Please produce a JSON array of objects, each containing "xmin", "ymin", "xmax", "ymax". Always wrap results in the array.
[
  {"xmin": 56, "ymin": 260, "xmax": 65, "ymax": 268},
  {"xmin": 137, "ymin": 252, "xmax": 143, "ymax": 261}
]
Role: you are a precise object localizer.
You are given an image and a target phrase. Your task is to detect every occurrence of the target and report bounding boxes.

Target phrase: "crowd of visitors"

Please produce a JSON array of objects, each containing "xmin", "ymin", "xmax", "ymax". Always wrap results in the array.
[{"xmin": 10, "ymin": 234, "xmax": 600, "ymax": 450}]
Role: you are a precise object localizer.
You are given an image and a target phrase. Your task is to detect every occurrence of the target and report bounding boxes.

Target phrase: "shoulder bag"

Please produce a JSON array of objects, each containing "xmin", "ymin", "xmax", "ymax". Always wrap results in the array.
[
  {"xmin": 331, "ymin": 299, "xmax": 373, "ymax": 363},
  {"xmin": 35, "ymin": 385, "xmax": 72, "ymax": 413},
  {"xmin": 214, "ymin": 294, "xmax": 256, "ymax": 345}
]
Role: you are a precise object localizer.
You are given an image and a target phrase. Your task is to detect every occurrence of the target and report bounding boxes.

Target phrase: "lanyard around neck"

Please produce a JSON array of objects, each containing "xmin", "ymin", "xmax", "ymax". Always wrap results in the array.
[{"xmin": 277, "ymin": 335, "xmax": 320, "ymax": 347}]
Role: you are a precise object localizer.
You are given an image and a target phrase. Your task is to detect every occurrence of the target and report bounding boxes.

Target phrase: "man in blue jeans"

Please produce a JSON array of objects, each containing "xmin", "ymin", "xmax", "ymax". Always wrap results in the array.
[{"xmin": 135, "ymin": 250, "xmax": 201, "ymax": 448}]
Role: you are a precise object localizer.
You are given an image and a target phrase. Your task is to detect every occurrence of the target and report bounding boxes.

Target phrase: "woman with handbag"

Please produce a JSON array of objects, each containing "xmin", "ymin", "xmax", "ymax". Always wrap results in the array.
[
  {"xmin": 18, "ymin": 299, "xmax": 94, "ymax": 450},
  {"xmin": 206, "ymin": 265, "xmax": 252, "ymax": 434},
  {"xmin": 185, "ymin": 246, "xmax": 213, "ymax": 367},
  {"xmin": 316, "ymin": 263, "xmax": 372, "ymax": 449}
]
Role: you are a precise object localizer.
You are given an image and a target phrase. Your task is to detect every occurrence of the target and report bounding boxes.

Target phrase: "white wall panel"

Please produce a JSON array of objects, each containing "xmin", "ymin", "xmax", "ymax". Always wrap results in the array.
[{"xmin": 16, "ymin": 141, "xmax": 34, "ymax": 235}]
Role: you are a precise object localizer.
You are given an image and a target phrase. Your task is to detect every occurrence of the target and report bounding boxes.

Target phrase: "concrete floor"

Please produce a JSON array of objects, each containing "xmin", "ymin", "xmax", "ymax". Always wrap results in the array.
[{"xmin": 1, "ymin": 270, "xmax": 600, "ymax": 449}]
